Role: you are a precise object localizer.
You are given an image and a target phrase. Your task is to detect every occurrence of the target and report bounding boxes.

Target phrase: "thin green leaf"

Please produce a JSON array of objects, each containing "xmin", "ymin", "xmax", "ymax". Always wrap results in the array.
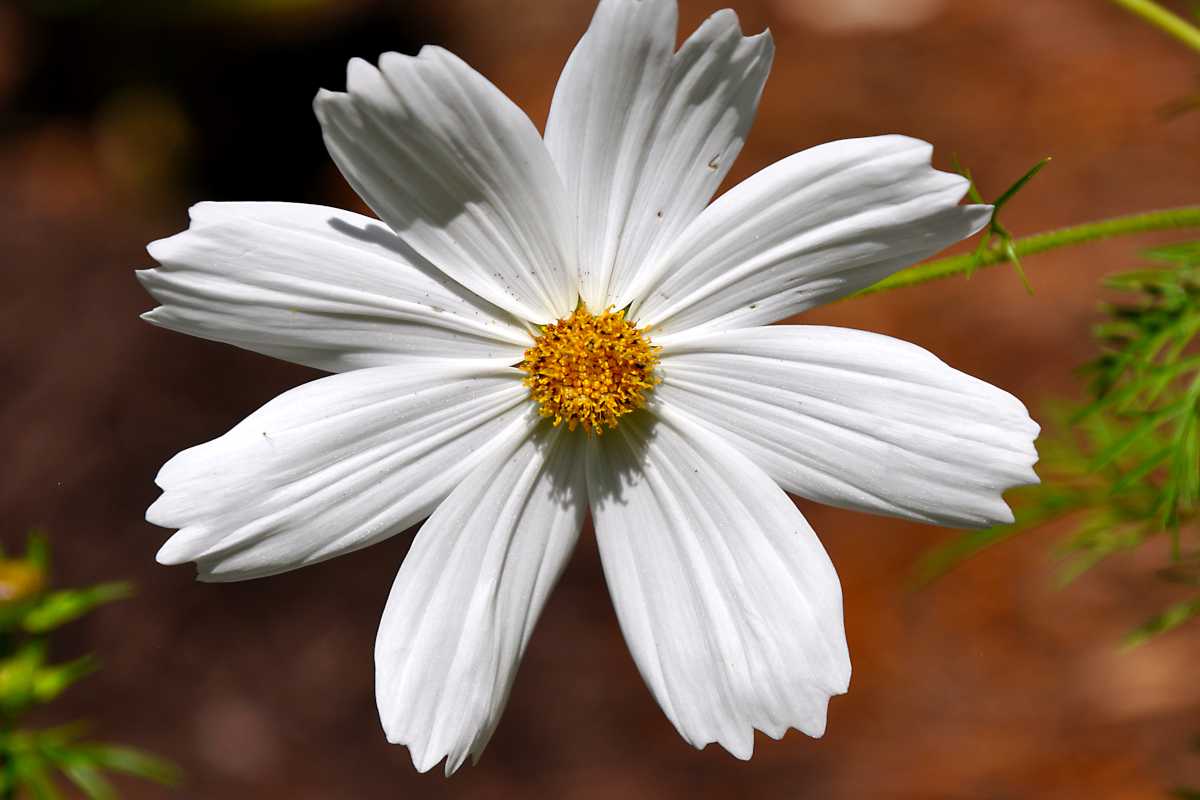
[
  {"xmin": 1004, "ymin": 236, "xmax": 1034, "ymax": 294},
  {"xmin": 23, "ymin": 583, "xmax": 132, "ymax": 633},
  {"xmin": 1055, "ymin": 516, "xmax": 1146, "ymax": 585},
  {"xmin": 60, "ymin": 763, "xmax": 116, "ymax": 800},
  {"xmin": 992, "ymin": 157, "xmax": 1052, "ymax": 212},
  {"xmin": 70, "ymin": 744, "xmax": 180, "ymax": 786},
  {"xmin": 1145, "ymin": 240, "xmax": 1200, "ymax": 263},
  {"xmin": 1087, "ymin": 401, "xmax": 1187, "ymax": 470},
  {"xmin": 33, "ymin": 654, "xmax": 100, "ymax": 703},
  {"xmin": 912, "ymin": 496, "xmax": 1082, "ymax": 586},
  {"xmin": 1110, "ymin": 445, "xmax": 1173, "ymax": 494},
  {"xmin": 949, "ymin": 154, "xmax": 987, "ymax": 204},
  {"xmin": 1122, "ymin": 595, "xmax": 1200, "ymax": 649}
]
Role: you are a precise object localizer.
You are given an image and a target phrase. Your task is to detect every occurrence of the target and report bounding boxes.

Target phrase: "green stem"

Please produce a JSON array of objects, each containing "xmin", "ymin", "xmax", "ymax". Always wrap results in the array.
[
  {"xmin": 853, "ymin": 206, "xmax": 1200, "ymax": 297},
  {"xmin": 1110, "ymin": 0, "xmax": 1200, "ymax": 53}
]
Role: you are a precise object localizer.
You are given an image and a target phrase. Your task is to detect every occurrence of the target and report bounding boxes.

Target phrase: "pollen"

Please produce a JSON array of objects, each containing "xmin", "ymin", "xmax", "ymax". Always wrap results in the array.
[{"xmin": 519, "ymin": 306, "xmax": 660, "ymax": 435}]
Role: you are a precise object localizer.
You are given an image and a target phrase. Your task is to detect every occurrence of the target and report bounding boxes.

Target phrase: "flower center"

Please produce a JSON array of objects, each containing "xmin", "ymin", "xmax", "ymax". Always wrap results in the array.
[{"xmin": 519, "ymin": 306, "xmax": 660, "ymax": 435}]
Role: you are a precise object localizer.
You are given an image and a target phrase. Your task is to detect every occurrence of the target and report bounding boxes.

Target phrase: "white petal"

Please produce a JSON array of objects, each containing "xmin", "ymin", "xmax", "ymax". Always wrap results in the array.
[
  {"xmin": 314, "ymin": 47, "xmax": 576, "ymax": 324},
  {"xmin": 656, "ymin": 325, "xmax": 1040, "ymax": 527},
  {"xmin": 545, "ymin": 1, "xmax": 773, "ymax": 310},
  {"xmin": 631, "ymin": 135, "xmax": 992, "ymax": 334},
  {"xmin": 587, "ymin": 407, "xmax": 849, "ymax": 758},
  {"xmin": 138, "ymin": 202, "xmax": 533, "ymax": 372},
  {"xmin": 150, "ymin": 364, "xmax": 533, "ymax": 581},
  {"xmin": 376, "ymin": 426, "xmax": 586, "ymax": 775}
]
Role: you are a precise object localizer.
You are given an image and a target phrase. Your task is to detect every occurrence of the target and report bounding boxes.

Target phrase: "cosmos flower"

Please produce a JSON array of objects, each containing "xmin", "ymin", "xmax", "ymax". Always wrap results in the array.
[{"xmin": 138, "ymin": 0, "xmax": 1039, "ymax": 775}]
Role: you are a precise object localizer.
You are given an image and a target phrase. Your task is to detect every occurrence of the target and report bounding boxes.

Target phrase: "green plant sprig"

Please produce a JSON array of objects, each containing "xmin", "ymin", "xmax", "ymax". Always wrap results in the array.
[
  {"xmin": 954, "ymin": 155, "xmax": 1053, "ymax": 291},
  {"xmin": 915, "ymin": 242, "xmax": 1200, "ymax": 648},
  {"xmin": 0, "ymin": 533, "xmax": 178, "ymax": 799}
]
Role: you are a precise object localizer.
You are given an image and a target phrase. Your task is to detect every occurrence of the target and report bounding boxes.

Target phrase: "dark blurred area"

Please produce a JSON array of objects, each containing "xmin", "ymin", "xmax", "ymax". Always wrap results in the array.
[{"xmin": 2, "ymin": 0, "xmax": 1200, "ymax": 797}]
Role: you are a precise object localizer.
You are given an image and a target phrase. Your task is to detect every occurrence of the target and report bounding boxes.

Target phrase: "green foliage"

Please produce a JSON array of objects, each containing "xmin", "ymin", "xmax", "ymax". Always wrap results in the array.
[
  {"xmin": 0, "ymin": 534, "xmax": 178, "ymax": 799},
  {"xmin": 952, "ymin": 155, "xmax": 1052, "ymax": 291},
  {"xmin": 22, "ymin": 585, "xmax": 133, "ymax": 636},
  {"xmin": 1, "ymin": 725, "xmax": 178, "ymax": 800},
  {"xmin": 917, "ymin": 242, "xmax": 1200, "ymax": 647},
  {"xmin": 1123, "ymin": 596, "xmax": 1200, "ymax": 649}
]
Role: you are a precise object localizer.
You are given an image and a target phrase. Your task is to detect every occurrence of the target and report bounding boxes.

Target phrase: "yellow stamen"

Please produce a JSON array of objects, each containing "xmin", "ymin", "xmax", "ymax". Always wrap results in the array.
[{"xmin": 519, "ymin": 306, "xmax": 660, "ymax": 435}]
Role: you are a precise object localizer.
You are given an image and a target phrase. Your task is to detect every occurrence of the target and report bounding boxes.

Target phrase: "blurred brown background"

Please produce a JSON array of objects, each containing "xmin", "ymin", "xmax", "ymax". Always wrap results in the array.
[{"xmin": 3, "ymin": 0, "xmax": 1200, "ymax": 797}]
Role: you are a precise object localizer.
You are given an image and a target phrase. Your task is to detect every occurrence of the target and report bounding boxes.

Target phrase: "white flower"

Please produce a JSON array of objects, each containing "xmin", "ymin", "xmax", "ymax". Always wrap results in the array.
[{"xmin": 138, "ymin": 0, "xmax": 1039, "ymax": 775}]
